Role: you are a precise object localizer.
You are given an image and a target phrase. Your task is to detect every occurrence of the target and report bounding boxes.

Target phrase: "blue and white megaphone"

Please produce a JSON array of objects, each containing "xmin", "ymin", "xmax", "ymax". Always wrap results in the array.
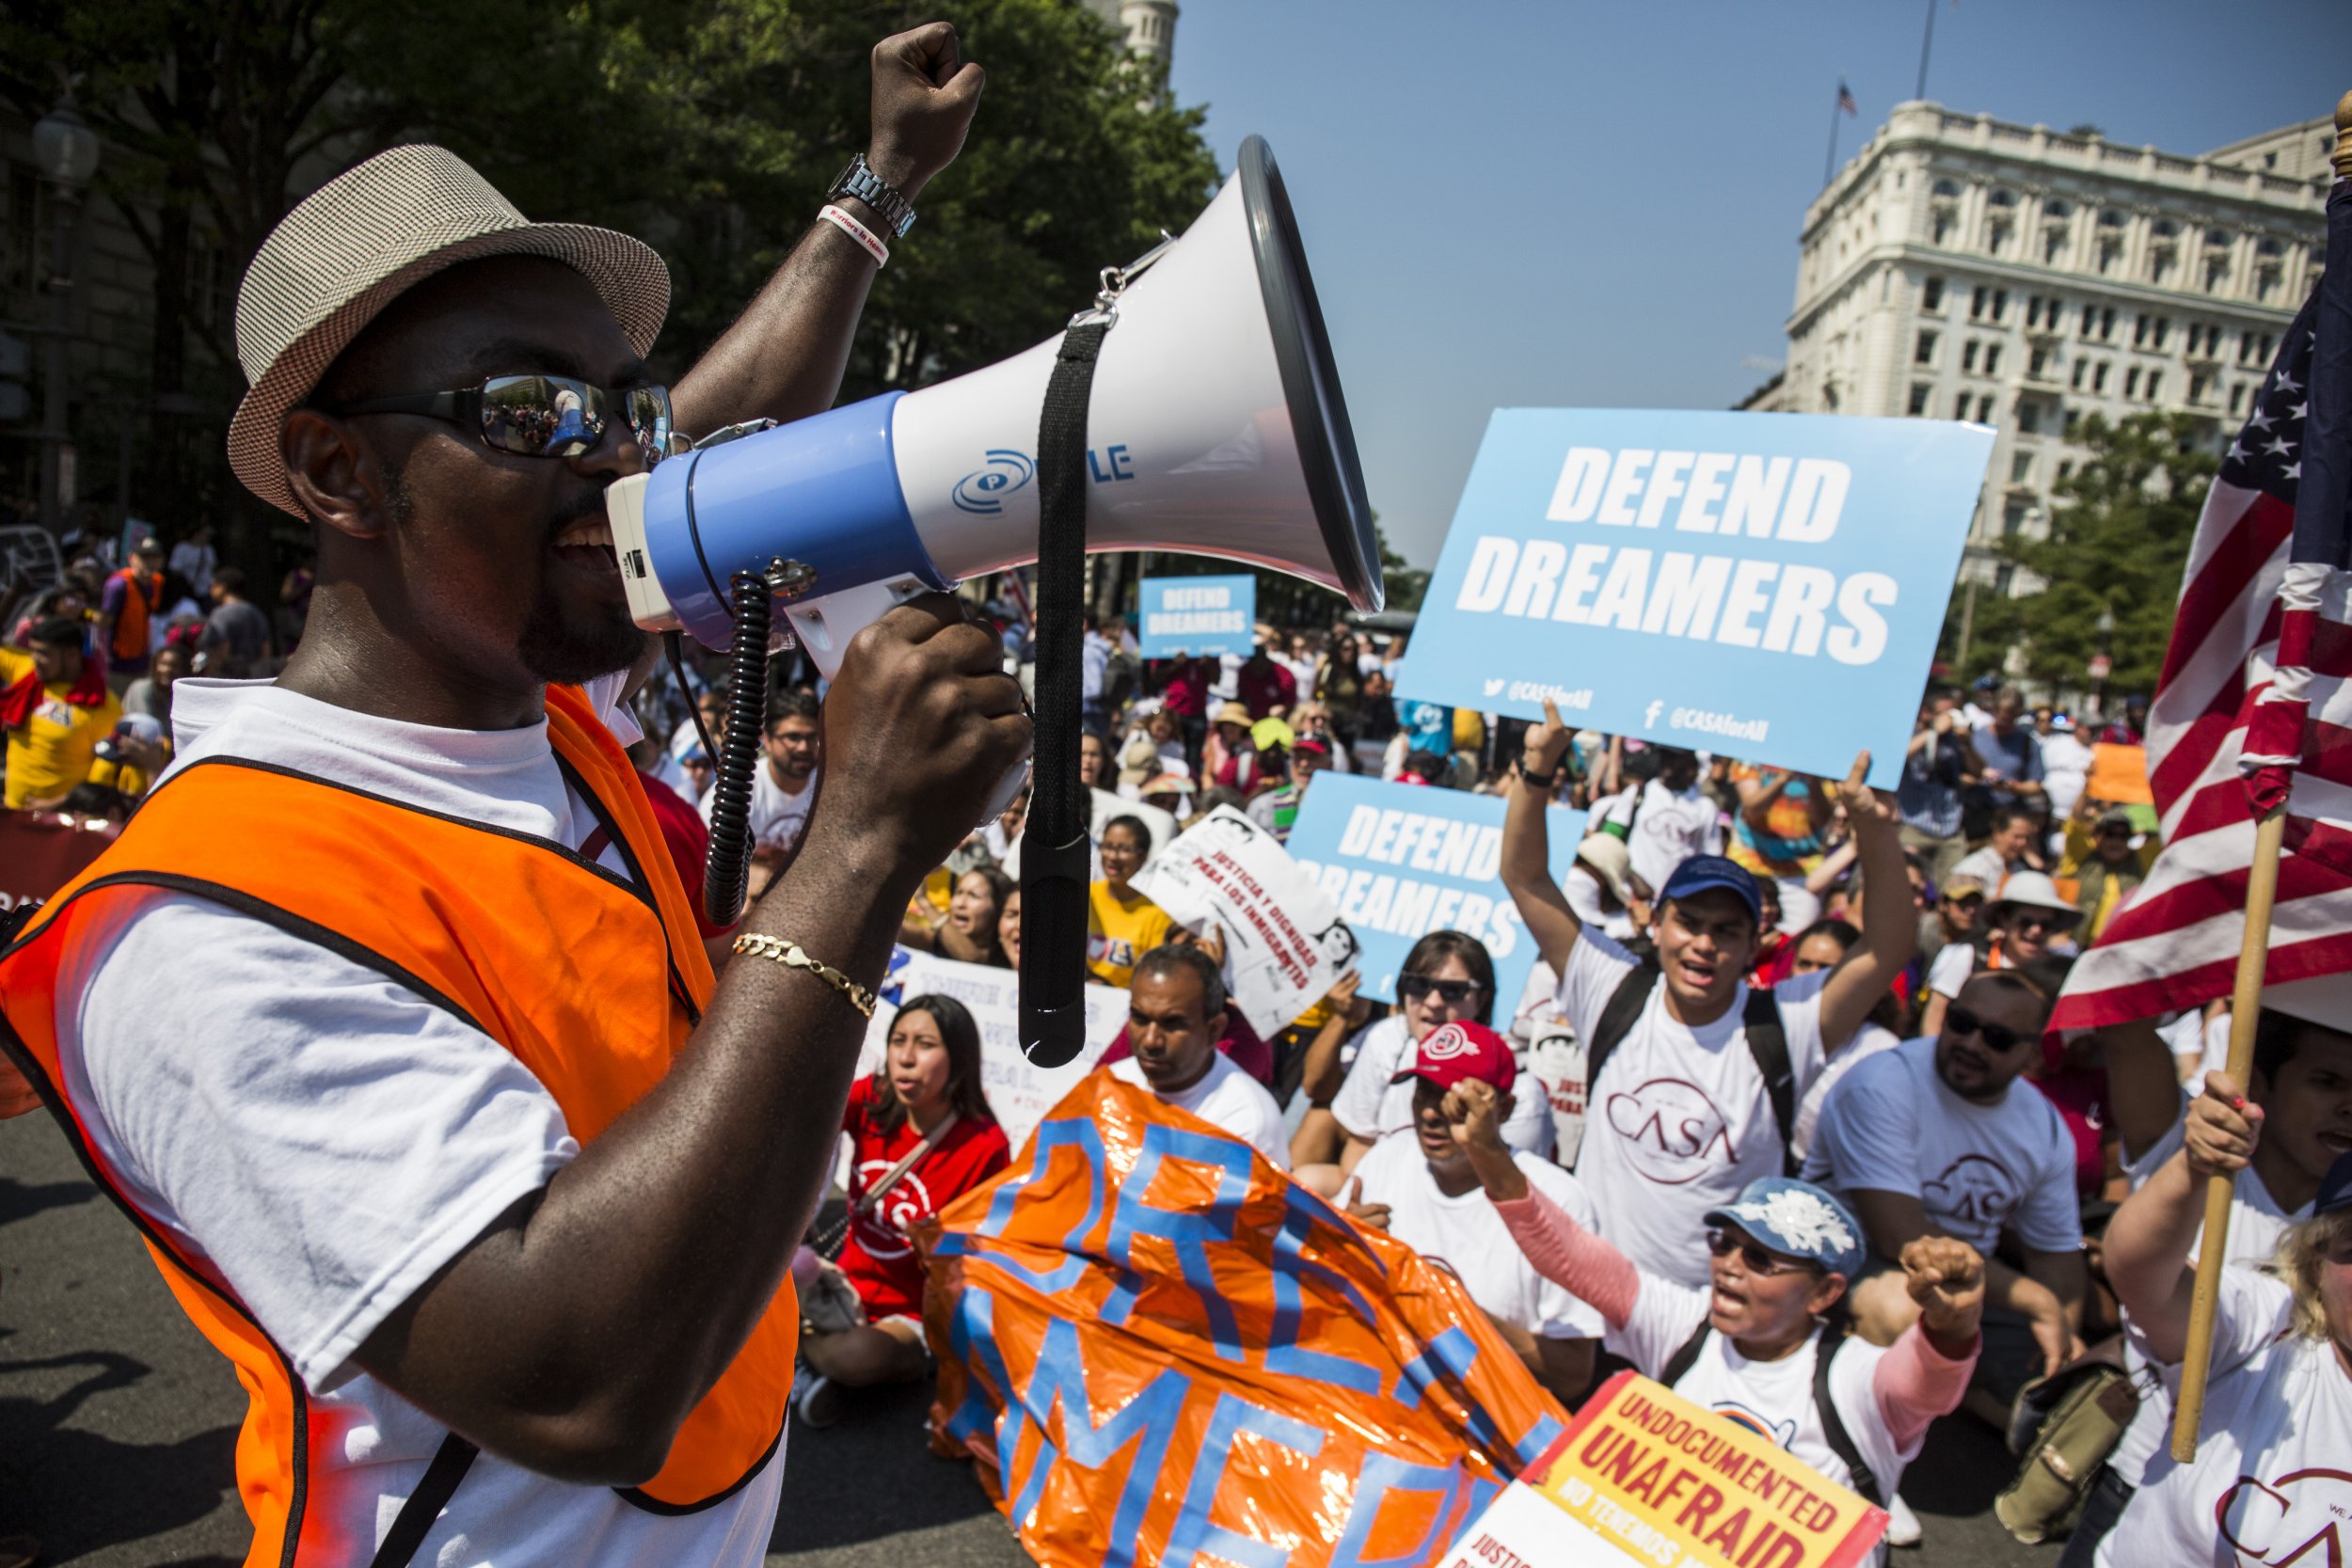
[{"xmin": 604, "ymin": 135, "xmax": 1382, "ymax": 673}]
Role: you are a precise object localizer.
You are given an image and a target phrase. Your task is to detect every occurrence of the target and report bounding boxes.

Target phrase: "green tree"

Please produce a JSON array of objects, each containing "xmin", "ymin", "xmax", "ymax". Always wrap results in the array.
[{"xmin": 1938, "ymin": 411, "xmax": 2215, "ymax": 693}]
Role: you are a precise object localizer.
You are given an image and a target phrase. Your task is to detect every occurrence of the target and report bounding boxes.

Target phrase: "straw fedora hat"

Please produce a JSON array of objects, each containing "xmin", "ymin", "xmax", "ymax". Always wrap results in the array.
[{"xmin": 226, "ymin": 144, "xmax": 670, "ymax": 517}]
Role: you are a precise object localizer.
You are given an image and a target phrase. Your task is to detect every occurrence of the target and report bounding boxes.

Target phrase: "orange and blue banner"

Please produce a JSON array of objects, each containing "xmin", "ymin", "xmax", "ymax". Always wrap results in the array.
[{"xmin": 921, "ymin": 1069, "xmax": 1569, "ymax": 1567}]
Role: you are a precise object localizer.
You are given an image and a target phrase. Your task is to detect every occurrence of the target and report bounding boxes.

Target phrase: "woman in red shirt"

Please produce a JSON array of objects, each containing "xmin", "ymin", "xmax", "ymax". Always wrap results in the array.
[{"xmin": 796, "ymin": 994, "xmax": 1009, "ymax": 1426}]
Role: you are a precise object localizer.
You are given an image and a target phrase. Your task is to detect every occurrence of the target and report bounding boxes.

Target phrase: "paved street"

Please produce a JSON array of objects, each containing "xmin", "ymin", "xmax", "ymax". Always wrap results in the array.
[{"xmin": 2, "ymin": 1112, "xmax": 2052, "ymax": 1566}]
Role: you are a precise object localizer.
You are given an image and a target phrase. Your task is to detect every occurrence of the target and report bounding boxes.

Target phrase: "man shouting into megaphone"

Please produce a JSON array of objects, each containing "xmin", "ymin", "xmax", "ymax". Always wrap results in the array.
[{"xmin": 0, "ymin": 24, "xmax": 1029, "ymax": 1565}]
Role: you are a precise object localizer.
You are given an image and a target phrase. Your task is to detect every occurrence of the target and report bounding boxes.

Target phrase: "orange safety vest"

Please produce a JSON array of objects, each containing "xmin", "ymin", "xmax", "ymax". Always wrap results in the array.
[
  {"xmin": 106, "ymin": 567, "xmax": 163, "ymax": 662},
  {"xmin": 0, "ymin": 685, "xmax": 795, "ymax": 1561}
]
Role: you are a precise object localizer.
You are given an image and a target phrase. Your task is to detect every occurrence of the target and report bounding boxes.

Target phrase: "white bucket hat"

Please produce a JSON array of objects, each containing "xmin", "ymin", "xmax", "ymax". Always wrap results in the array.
[
  {"xmin": 1990, "ymin": 870, "xmax": 2079, "ymax": 927},
  {"xmin": 226, "ymin": 144, "xmax": 670, "ymax": 517}
]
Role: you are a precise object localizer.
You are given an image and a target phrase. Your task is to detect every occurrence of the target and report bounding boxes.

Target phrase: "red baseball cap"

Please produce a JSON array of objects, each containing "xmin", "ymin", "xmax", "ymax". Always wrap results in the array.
[{"xmin": 1389, "ymin": 1020, "xmax": 1517, "ymax": 1095}]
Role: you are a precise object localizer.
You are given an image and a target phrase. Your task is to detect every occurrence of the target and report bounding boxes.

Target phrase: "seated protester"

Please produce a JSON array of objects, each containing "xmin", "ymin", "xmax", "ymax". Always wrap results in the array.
[
  {"xmin": 1342, "ymin": 1024, "xmax": 1602, "ymax": 1407},
  {"xmin": 1, "ymin": 616, "xmax": 122, "ymax": 810},
  {"xmin": 1804, "ymin": 971, "xmax": 2087, "ymax": 1425},
  {"xmin": 1917, "ymin": 870, "xmax": 2076, "ymax": 1037},
  {"xmin": 1087, "ymin": 815, "xmax": 1174, "ymax": 989},
  {"xmin": 1590, "ymin": 744, "xmax": 1723, "ymax": 898},
  {"xmin": 1110, "ymin": 944, "xmax": 1288, "ymax": 1169},
  {"xmin": 1745, "ymin": 873, "xmax": 1790, "ymax": 983},
  {"xmin": 1563, "ymin": 834, "xmax": 1645, "ymax": 944},
  {"xmin": 2095, "ymin": 1098, "xmax": 2352, "ymax": 1568},
  {"xmin": 1201, "ymin": 702, "xmax": 1263, "ymax": 794},
  {"xmin": 900, "ymin": 865, "xmax": 1012, "ymax": 968},
  {"xmin": 1783, "ymin": 919, "xmax": 1906, "ymax": 1164},
  {"xmin": 1311, "ymin": 930, "xmax": 1554, "ymax": 1188},
  {"xmin": 1501, "ymin": 702, "xmax": 1915, "ymax": 1291},
  {"xmin": 2056, "ymin": 804, "xmax": 2156, "ymax": 944},
  {"xmin": 1462, "ymin": 1074, "xmax": 1979, "ymax": 1565},
  {"xmin": 1103, "ymin": 927, "xmax": 1276, "ymax": 1087},
  {"xmin": 797, "ymin": 994, "xmax": 1010, "ymax": 1429},
  {"xmin": 2068, "ymin": 1006, "xmax": 2349, "ymax": 1566},
  {"xmin": 1245, "ymin": 736, "xmax": 1331, "ymax": 844},
  {"xmin": 1948, "ymin": 801, "xmax": 2040, "ymax": 894},
  {"xmin": 1915, "ymin": 873, "xmax": 1985, "ymax": 975},
  {"xmin": 698, "ymin": 691, "xmax": 820, "ymax": 898}
]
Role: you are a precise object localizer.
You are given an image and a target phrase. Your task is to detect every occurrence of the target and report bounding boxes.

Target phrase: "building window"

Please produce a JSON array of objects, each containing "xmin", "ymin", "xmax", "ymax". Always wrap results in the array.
[
  {"xmin": 1933, "ymin": 179, "xmax": 1961, "ymax": 198},
  {"xmin": 2097, "ymin": 308, "xmax": 2116, "ymax": 341},
  {"xmin": 2204, "ymin": 255, "xmax": 2229, "ymax": 291},
  {"xmin": 2043, "ymin": 230, "xmax": 2064, "ymax": 263},
  {"xmin": 2092, "ymin": 362, "xmax": 2109, "ymax": 393},
  {"xmin": 1984, "ymin": 344, "xmax": 2002, "ymax": 375},
  {"xmin": 1971, "ymin": 285, "xmax": 1990, "ymax": 321},
  {"xmin": 1977, "ymin": 394, "xmax": 1995, "ymax": 423},
  {"xmin": 2029, "ymin": 346, "xmax": 2050, "ymax": 378},
  {"xmin": 1954, "ymin": 390, "xmax": 1973, "ymax": 420},
  {"xmin": 2019, "ymin": 401, "xmax": 2042, "ymax": 435},
  {"xmin": 1962, "ymin": 341, "xmax": 1979, "ymax": 372},
  {"xmin": 2058, "ymin": 460, "xmax": 2074, "ymax": 483},
  {"xmin": 1994, "ymin": 563, "xmax": 2017, "ymax": 594},
  {"xmin": 2125, "ymin": 367, "xmax": 2141, "ymax": 398},
  {"xmin": 1931, "ymin": 212, "xmax": 1954, "ymax": 245},
  {"xmin": 2229, "ymin": 382, "xmax": 2246, "ymax": 415},
  {"xmin": 2097, "ymin": 241, "xmax": 2119, "ymax": 275},
  {"xmin": 2002, "ymin": 499, "xmax": 2028, "ymax": 535},
  {"xmin": 1909, "ymin": 383, "xmax": 1931, "ymax": 416},
  {"xmin": 2010, "ymin": 451, "xmax": 2033, "ymax": 483},
  {"xmin": 2147, "ymin": 371, "xmax": 2163, "ymax": 401},
  {"xmin": 1988, "ymin": 221, "xmax": 2011, "ymax": 256},
  {"xmin": 2072, "ymin": 358, "xmax": 2089, "ymax": 389},
  {"xmin": 2256, "ymin": 270, "xmax": 2279, "ymax": 302},
  {"xmin": 2064, "ymin": 409, "xmax": 2082, "ymax": 436},
  {"xmin": 1922, "ymin": 277, "xmax": 1945, "ymax": 310},
  {"xmin": 2189, "ymin": 370, "xmax": 2210, "ymax": 404},
  {"xmin": 1915, "ymin": 329, "xmax": 1938, "ymax": 364},
  {"xmin": 2151, "ymin": 250, "xmax": 2174, "ymax": 283}
]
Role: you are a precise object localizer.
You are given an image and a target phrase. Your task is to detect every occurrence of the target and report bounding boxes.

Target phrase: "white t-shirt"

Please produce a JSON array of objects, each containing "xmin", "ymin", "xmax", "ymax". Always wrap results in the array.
[
  {"xmin": 1594, "ymin": 778, "xmax": 1724, "ymax": 895},
  {"xmin": 2098, "ymin": 1271, "xmax": 2341, "ymax": 1568},
  {"xmin": 1555, "ymin": 932, "xmax": 1832, "ymax": 1288},
  {"xmin": 700, "ymin": 756, "xmax": 816, "ymax": 856},
  {"xmin": 2106, "ymin": 1107, "xmax": 2312, "ymax": 1491},
  {"xmin": 1608, "ymin": 1273, "xmax": 1912, "ymax": 1518},
  {"xmin": 1789, "ymin": 1022, "xmax": 1902, "ymax": 1164},
  {"xmin": 1330, "ymin": 1015, "xmax": 1555, "ymax": 1161},
  {"xmin": 50, "ymin": 678, "xmax": 782, "ymax": 1564},
  {"xmin": 1349, "ymin": 1131, "xmax": 1603, "ymax": 1340},
  {"xmin": 2039, "ymin": 733, "xmax": 2093, "ymax": 824},
  {"xmin": 1111, "ymin": 1053, "xmax": 1289, "ymax": 1170},
  {"xmin": 1926, "ymin": 942, "xmax": 1978, "ymax": 1000},
  {"xmin": 1802, "ymin": 1037, "xmax": 2080, "ymax": 1258}
]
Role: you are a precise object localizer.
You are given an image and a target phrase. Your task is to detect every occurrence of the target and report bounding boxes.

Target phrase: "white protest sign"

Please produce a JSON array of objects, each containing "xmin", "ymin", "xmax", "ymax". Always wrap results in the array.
[
  {"xmin": 863, "ymin": 948, "xmax": 1130, "ymax": 1155},
  {"xmin": 1128, "ymin": 806, "xmax": 1358, "ymax": 1036}
]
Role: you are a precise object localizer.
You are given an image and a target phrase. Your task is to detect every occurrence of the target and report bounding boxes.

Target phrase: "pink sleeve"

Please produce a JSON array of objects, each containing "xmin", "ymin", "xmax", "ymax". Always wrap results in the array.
[
  {"xmin": 1871, "ymin": 1323, "xmax": 1979, "ymax": 1451},
  {"xmin": 1491, "ymin": 1187, "xmax": 1641, "ymax": 1328}
]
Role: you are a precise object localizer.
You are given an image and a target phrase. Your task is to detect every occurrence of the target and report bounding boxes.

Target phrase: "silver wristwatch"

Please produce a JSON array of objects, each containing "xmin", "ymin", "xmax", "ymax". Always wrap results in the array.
[{"xmin": 829, "ymin": 153, "xmax": 917, "ymax": 238}]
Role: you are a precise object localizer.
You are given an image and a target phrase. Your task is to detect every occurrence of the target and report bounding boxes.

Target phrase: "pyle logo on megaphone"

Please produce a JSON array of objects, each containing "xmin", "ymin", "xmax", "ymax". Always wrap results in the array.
[{"xmin": 603, "ymin": 135, "xmax": 1379, "ymax": 678}]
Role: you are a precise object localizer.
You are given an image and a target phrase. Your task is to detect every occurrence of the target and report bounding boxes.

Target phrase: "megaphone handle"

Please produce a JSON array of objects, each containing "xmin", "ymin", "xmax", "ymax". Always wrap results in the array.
[{"xmin": 1017, "ymin": 318, "xmax": 1113, "ymax": 1068}]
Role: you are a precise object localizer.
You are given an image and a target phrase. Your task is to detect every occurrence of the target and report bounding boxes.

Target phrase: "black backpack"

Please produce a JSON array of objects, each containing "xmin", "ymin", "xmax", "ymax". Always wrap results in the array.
[
  {"xmin": 1576, "ymin": 961, "xmax": 1799, "ymax": 1178},
  {"xmin": 1660, "ymin": 1321, "xmax": 1883, "ymax": 1510}
]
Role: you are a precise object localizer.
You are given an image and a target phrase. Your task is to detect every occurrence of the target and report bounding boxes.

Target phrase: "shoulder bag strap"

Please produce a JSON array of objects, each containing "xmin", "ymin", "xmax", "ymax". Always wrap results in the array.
[
  {"xmin": 1812, "ymin": 1327, "xmax": 1885, "ymax": 1510},
  {"xmin": 367, "ymin": 1432, "xmax": 480, "ymax": 1568},
  {"xmin": 1661, "ymin": 1319, "xmax": 1711, "ymax": 1388},
  {"xmin": 1574, "ymin": 961, "xmax": 1662, "ymax": 1173},
  {"xmin": 1740, "ymin": 985, "xmax": 1798, "ymax": 1176}
]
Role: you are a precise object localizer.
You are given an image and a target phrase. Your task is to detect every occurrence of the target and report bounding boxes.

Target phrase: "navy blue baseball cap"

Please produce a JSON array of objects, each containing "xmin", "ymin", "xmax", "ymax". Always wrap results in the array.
[
  {"xmin": 1659, "ymin": 855, "xmax": 1764, "ymax": 926},
  {"xmin": 1705, "ymin": 1178, "xmax": 1867, "ymax": 1279},
  {"xmin": 2319, "ymin": 1152, "xmax": 2352, "ymax": 1218}
]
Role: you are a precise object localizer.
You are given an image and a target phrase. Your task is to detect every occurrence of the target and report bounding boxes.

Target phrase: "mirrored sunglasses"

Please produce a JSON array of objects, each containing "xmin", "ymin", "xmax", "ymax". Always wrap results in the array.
[
  {"xmin": 1399, "ymin": 974, "xmax": 1479, "ymax": 1004},
  {"xmin": 326, "ymin": 374, "xmax": 678, "ymax": 463}
]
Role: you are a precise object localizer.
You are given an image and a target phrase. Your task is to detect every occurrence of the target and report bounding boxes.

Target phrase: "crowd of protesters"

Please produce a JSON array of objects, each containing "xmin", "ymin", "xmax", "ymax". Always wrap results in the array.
[{"xmin": 7, "ymin": 546, "xmax": 2348, "ymax": 1565}]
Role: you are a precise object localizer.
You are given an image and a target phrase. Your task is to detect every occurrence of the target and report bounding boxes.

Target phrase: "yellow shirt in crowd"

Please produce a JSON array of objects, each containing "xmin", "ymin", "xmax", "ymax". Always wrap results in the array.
[
  {"xmin": 0, "ymin": 646, "xmax": 119, "ymax": 810},
  {"xmin": 1087, "ymin": 880, "xmax": 1174, "ymax": 990}
]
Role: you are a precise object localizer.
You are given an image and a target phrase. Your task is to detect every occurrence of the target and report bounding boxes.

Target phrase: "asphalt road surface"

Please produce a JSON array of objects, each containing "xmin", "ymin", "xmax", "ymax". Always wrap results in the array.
[{"xmin": 2, "ymin": 1112, "xmax": 2058, "ymax": 1566}]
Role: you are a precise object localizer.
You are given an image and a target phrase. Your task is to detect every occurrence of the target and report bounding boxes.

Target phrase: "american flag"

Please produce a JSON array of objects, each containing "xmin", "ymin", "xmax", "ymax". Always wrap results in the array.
[
  {"xmin": 1836, "ymin": 81, "xmax": 1857, "ymax": 118},
  {"xmin": 2050, "ymin": 174, "xmax": 2352, "ymax": 1033}
]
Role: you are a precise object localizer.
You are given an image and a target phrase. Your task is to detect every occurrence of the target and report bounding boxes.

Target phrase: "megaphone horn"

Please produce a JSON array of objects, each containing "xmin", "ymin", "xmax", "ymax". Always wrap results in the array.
[{"xmin": 607, "ymin": 135, "xmax": 1382, "ymax": 657}]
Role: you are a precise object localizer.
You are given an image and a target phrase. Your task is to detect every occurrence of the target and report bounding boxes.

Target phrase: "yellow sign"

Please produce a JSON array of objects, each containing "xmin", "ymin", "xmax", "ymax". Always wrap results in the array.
[{"xmin": 1525, "ymin": 1371, "xmax": 1887, "ymax": 1568}]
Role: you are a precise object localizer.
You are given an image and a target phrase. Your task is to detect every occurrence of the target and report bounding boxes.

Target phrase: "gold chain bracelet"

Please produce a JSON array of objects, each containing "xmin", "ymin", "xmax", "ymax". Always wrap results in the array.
[{"xmin": 730, "ymin": 933, "xmax": 878, "ymax": 1018}]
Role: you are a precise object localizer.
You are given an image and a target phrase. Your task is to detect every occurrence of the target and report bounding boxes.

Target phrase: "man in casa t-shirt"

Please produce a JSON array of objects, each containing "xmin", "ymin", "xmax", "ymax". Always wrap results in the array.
[
  {"xmin": 1804, "ymin": 970, "xmax": 2086, "ymax": 1406},
  {"xmin": 1500, "ymin": 707, "xmax": 1915, "ymax": 1291},
  {"xmin": 1108, "ymin": 944, "xmax": 1288, "ymax": 1168}
]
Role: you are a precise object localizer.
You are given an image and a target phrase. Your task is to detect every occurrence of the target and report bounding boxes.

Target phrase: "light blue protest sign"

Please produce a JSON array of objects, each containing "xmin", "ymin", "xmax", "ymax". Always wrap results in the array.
[
  {"xmin": 1400, "ymin": 410, "xmax": 1994, "ymax": 788},
  {"xmin": 1284, "ymin": 772, "xmax": 1583, "ymax": 1008},
  {"xmin": 1137, "ymin": 574, "xmax": 1256, "ymax": 659}
]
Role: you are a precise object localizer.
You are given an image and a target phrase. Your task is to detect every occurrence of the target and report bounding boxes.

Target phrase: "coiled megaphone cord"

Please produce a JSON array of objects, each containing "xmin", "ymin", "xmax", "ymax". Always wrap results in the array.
[{"xmin": 703, "ymin": 572, "xmax": 772, "ymax": 928}]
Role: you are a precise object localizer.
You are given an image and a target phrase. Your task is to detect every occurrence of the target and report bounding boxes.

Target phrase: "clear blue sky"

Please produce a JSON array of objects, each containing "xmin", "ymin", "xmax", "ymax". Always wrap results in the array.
[{"xmin": 1165, "ymin": 0, "xmax": 2351, "ymax": 569}]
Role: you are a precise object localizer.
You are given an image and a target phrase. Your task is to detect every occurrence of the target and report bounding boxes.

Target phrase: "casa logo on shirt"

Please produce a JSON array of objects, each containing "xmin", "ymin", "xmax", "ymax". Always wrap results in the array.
[
  {"xmin": 1922, "ymin": 1153, "xmax": 2019, "ymax": 1233},
  {"xmin": 1710, "ymin": 1401, "xmax": 1798, "ymax": 1451},
  {"xmin": 850, "ymin": 1163, "xmax": 936, "ymax": 1260},
  {"xmin": 2217, "ymin": 1467, "xmax": 2352, "ymax": 1565},
  {"xmin": 1090, "ymin": 935, "xmax": 1136, "ymax": 971},
  {"xmin": 1604, "ymin": 1076, "xmax": 1736, "ymax": 1184}
]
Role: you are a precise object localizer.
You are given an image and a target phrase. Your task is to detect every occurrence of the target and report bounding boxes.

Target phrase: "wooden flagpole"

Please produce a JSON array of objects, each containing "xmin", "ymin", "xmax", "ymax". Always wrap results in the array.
[
  {"xmin": 2174, "ymin": 87, "xmax": 2352, "ymax": 1464},
  {"xmin": 2169, "ymin": 805, "xmax": 2286, "ymax": 1462}
]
